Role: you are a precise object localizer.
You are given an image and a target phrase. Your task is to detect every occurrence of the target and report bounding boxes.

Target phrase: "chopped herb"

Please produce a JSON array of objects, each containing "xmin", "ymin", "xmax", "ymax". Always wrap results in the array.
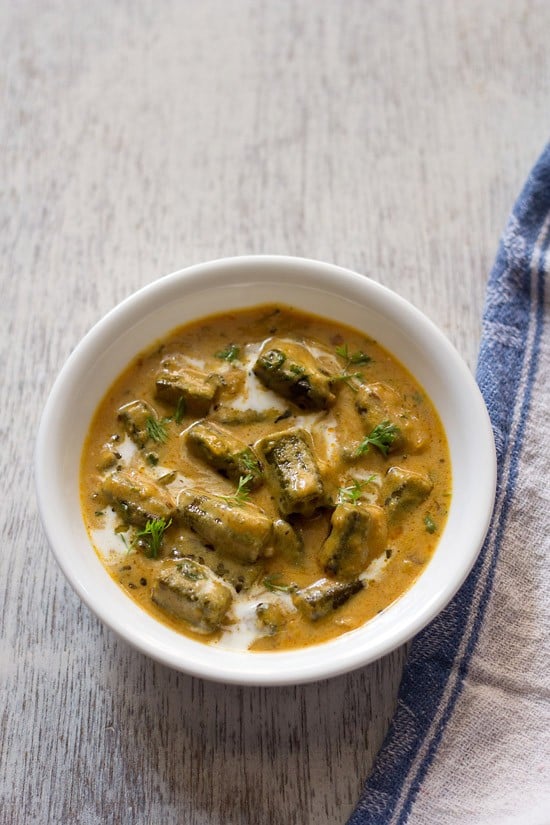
[
  {"xmin": 356, "ymin": 421, "xmax": 400, "ymax": 457},
  {"xmin": 337, "ymin": 475, "xmax": 376, "ymax": 504},
  {"xmin": 424, "ymin": 514, "xmax": 437, "ymax": 534},
  {"xmin": 119, "ymin": 533, "xmax": 130, "ymax": 551},
  {"xmin": 335, "ymin": 343, "xmax": 372, "ymax": 366},
  {"xmin": 221, "ymin": 474, "xmax": 254, "ymax": 505},
  {"xmin": 94, "ymin": 510, "xmax": 105, "ymax": 517},
  {"xmin": 215, "ymin": 343, "xmax": 240, "ymax": 362},
  {"xmin": 146, "ymin": 416, "xmax": 168, "ymax": 444},
  {"xmin": 263, "ymin": 574, "xmax": 294, "ymax": 593},
  {"xmin": 134, "ymin": 517, "xmax": 172, "ymax": 558},
  {"xmin": 331, "ymin": 371, "xmax": 363, "ymax": 390},
  {"xmin": 240, "ymin": 452, "xmax": 259, "ymax": 475},
  {"xmin": 174, "ymin": 396, "xmax": 186, "ymax": 424},
  {"xmin": 146, "ymin": 452, "xmax": 159, "ymax": 466},
  {"xmin": 289, "ymin": 363, "xmax": 306, "ymax": 375}
]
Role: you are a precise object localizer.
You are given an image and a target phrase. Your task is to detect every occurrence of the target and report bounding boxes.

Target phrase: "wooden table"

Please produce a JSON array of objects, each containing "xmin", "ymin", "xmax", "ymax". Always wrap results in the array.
[{"xmin": 2, "ymin": 2, "xmax": 548, "ymax": 822}]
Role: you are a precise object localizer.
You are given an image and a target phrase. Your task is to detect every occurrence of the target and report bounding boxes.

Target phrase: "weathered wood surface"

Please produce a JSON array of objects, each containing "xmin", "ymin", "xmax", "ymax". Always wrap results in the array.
[{"xmin": 1, "ymin": 2, "xmax": 549, "ymax": 823}]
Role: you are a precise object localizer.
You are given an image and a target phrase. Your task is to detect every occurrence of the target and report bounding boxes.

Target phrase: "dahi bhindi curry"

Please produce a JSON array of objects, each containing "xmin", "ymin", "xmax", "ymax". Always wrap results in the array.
[{"xmin": 80, "ymin": 305, "xmax": 451, "ymax": 651}]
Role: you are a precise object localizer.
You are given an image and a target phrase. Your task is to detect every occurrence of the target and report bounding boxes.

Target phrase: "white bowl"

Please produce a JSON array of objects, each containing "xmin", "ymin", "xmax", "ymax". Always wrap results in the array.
[{"xmin": 35, "ymin": 256, "xmax": 496, "ymax": 685}]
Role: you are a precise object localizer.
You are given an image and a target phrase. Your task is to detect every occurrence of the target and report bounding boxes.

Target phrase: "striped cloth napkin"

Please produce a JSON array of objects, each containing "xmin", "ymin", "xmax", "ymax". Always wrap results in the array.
[{"xmin": 348, "ymin": 146, "xmax": 550, "ymax": 825}]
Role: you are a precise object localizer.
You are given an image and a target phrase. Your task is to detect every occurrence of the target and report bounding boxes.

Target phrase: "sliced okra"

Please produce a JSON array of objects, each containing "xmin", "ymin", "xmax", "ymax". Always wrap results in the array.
[
  {"xmin": 382, "ymin": 466, "xmax": 433, "ymax": 521},
  {"xmin": 186, "ymin": 419, "xmax": 263, "ymax": 487},
  {"xmin": 256, "ymin": 427, "xmax": 325, "ymax": 517},
  {"xmin": 253, "ymin": 337, "xmax": 335, "ymax": 411},
  {"xmin": 177, "ymin": 488, "xmax": 273, "ymax": 564},
  {"xmin": 355, "ymin": 383, "xmax": 427, "ymax": 453},
  {"xmin": 96, "ymin": 440, "xmax": 122, "ymax": 471},
  {"xmin": 291, "ymin": 578, "xmax": 364, "ymax": 622},
  {"xmin": 271, "ymin": 518, "xmax": 303, "ymax": 562},
  {"xmin": 101, "ymin": 468, "xmax": 176, "ymax": 527},
  {"xmin": 155, "ymin": 354, "xmax": 220, "ymax": 415},
  {"xmin": 152, "ymin": 559, "xmax": 233, "ymax": 634},
  {"xmin": 256, "ymin": 601, "xmax": 291, "ymax": 635},
  {"xmin": 117, "ymin": 399, "xmax": 159, "ymax": 448},
  {"xmin": 318, "ymin": 503, "xmax": 387, "ymax": 578}
]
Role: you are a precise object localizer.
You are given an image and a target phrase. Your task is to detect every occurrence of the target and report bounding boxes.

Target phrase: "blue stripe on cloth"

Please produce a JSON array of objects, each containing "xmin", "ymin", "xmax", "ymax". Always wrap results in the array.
[{"xmin": 347, "ymin": 143, "xmax": 550, "ymax": 825}]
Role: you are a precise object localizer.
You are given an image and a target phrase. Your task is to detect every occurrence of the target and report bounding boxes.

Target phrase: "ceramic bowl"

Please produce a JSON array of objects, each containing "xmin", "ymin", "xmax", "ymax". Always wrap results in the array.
[{"xmin": 35, "ymin": 256, "xmax": 496, "ymax": 685}]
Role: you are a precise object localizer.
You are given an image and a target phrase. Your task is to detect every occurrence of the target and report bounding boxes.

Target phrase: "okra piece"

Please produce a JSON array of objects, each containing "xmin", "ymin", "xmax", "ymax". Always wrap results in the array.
[
  {"xmin": 177, "ymin": 489, "xmax": 273, "ymax": 564},
  {"xmin": 253, "ymin": 337, "xmax": 335, "ymax": 411},
  {"xmin": 292, "ymin": 578, "xmax": 364, "ymax": 622},
  {"xmin": 101, "ymin": 468, "xmax": 176, "ymax": 527},
  {"xmin": 272, "ymin": 518, "xmax": 303, "ymax": 562},
  {"xmin": 355, "ymin": 383, "xmax": 427, "ymax": 453},
  {"xmin": 318, "ymin": 503, "xmax": 387, "ymax": 578},
  {"xmin": 256, "ymin": 601, "xmax": 291, "ymax": 635},
  {"xmin": 186, "ymin": 420, "xmax": 263, "ymax": 487},
  {"xmin": 257, "ymin": 428, "xmax": 325, "ymax": 517},
  {"xmin": 170, "ymin": 532, "xmax": 260, "ymax": 592},
  {"xmin": 155, "ymin": 354, "xmax": 220, "ymax": 415},
  {"xmin": 152, "ymin": 559, "xmax": 233, "ymax": 634},
  {"xmin": 382, "ymin": 466, "xmax": 433, "ymax": 521},
  {"xmin": 211, "ymin": 406, "xmax": 290, "ymax": 426},
  {"xmin": 117, "ymin": 400, "xmax": 159, "ymax": 448},
  {"xmin": 96, "ymin": 437, "xmax": 122, "ymax": 471}
]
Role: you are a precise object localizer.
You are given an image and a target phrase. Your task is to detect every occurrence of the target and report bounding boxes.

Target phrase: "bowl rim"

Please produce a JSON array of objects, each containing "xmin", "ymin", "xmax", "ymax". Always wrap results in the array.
[{"xmin": 35, "ymin": 254, "xmax": 497, "ymax": 685}]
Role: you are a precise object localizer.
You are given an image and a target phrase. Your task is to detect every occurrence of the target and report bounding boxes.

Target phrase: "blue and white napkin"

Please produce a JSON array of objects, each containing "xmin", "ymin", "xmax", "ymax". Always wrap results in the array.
[{"xmin": 348, "ymin": 146, "xmax": 550, "ymax": 825}]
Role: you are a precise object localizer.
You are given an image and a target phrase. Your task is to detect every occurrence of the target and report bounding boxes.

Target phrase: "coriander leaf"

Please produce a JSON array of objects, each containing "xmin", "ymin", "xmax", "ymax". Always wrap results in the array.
[
  {"xmin": 240, "ymin": 452, "xmax": 259, "ymax": 475},
  {"xmin": 356, "ymin": 420, "xmax": 400, "ymax": 457},
  {"xmin": 263, "ymin": 574, "xmax": 294, "ymax": 593},
  {"xmin": 174, "ymin": 397, "xmax": 186, "ymax": 424},
  {"xmin": 146, "ymin": 416, "xmax": 168, "ymax": 444},
  {"xmin": 349, "ymin": 351, "xmax": 371, "ymax": 365},
  {"xmin": 337, "ymin": 475, "xmax": 376, "ymax": 504},
  {"xmin": 424, "ymin": 514, "xmax": 437, "ymax": 534},
  {"xmin": 135, "ymin": 517, "xmax": 172, "ymax": 558},
  {"xmin": 335, "ymin": 343, "xmax": 350, "ymax": 360},
  {"xmin": 335, "ymin": 343, "xmax": 372, "ymax": 367},
  {"xmin": 215, "ymin": 343, "xmax": 240, "ymax": 362},
  {"xmin": 220, "ymin": 474, "xmax": 254, "ymax": 505},
  {"xmin": 331, "ymin": 371, "xmax": 363, "ymax": 390}
]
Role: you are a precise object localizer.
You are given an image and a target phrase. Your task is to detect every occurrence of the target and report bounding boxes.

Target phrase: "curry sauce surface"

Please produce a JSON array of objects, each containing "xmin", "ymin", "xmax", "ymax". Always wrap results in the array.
[{"xmin": 80, "ymin": 305, "xmax": 451, "ymax": 651}]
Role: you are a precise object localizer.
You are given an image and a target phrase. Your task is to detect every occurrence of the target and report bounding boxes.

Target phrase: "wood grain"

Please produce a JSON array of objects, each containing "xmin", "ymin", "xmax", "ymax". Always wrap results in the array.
[{"xmin": 1, "ymin": 1, "xmax": 549, "ymax": 822}]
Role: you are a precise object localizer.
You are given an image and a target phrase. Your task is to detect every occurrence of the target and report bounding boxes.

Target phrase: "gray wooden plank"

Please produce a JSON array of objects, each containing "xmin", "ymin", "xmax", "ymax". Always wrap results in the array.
[{"xmin": 1, "ymin": 1, "xmax": 549, "ymax": 822}]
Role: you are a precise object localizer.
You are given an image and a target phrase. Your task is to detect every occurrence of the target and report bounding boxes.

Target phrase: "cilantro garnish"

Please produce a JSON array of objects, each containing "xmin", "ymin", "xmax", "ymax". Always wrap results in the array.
[
  {"xmin": 335, "ymin": 343, "xmax": 372, "ymax": 367},
  {"xmin": 337, "ymin": 475, "xmax": 376, "ymax": 504},
  {"xmin": 220, "ymin": 474, "xmax": 254, "ymax": 505},
  {"xmin": 215, "ymin": 343, "xmax": 240, "ymax": 362},
  {"xmin": 263, "ymin": 574, "xmax": 294, "ymax": 593},
  {"xmin": 424, "ymin": 514, "xmax": 437, "ymax": 534},
  {"xmin": 134, "ymin": 517, "xmax": 172, "ymax": 558},
  {"xmin": 145, "ymin": 416, "xmax": 168, "ymax": 444},
  {"xmin": 355, "ymin": 421, "xmax": 400, "ymax": 457}
]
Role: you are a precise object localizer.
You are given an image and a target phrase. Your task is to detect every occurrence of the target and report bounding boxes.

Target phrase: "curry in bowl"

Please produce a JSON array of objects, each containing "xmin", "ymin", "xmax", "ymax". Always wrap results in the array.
[{"xmin": 81, "ymin": 304, "xmax": 450, "ymax": 651}]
